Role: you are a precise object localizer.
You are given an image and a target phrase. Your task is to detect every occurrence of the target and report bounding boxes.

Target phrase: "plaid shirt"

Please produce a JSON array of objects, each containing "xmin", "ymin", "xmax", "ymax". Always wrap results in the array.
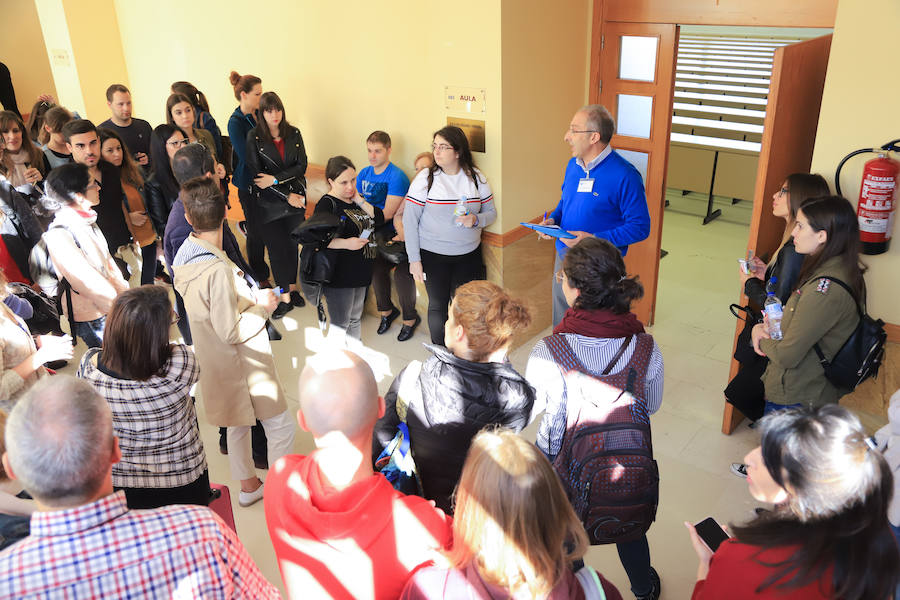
[
  {"xmin": 77, "ymin": 344, "xmax": 207, "ymax": 489},
  {"xmin": 0, "ymin": 492, "xmax": 280, "ymax": 599}
]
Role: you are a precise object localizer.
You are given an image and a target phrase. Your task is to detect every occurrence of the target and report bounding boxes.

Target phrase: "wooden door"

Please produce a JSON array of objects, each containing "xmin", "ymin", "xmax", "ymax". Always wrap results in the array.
[
  {"xmin": 721, "ymin": 34, "xmax": 833, "ymax": 434},
  {"xmin": 596, "ymin": 22, "xmax": 678, "ymax": 325}
]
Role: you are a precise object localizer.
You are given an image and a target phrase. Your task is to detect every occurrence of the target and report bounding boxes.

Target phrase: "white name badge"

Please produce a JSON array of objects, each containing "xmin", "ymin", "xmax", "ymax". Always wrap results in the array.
[{"xmin": 577, "ymin": 178, "xmax": 594, "ymax": 193}]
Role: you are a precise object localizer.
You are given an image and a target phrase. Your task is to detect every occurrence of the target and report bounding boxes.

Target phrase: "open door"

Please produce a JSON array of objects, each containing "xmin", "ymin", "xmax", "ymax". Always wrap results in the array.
[
  {"xmin": 596, "ymin": 22, "xmax": 678, "ymax": 326},
  {"xmin": 722, "ymin": 34, "xmax": 833, "ymax": 434}
]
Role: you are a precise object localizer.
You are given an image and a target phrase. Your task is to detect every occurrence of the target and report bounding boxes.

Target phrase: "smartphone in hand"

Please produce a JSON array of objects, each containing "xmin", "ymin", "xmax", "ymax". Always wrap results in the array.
[{"xmin": 694, "ymin": 517, "xmax": 730, "ymax": 552}]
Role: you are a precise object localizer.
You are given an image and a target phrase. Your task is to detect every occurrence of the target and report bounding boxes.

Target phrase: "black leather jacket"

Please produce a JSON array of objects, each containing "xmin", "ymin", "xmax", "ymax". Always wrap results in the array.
[
  {"xmin": 245, "ymin": 126, "xmax": 307, "ymax": 224},
  {"xmin": 373, "ymin": 344, "xmax": 536, "ymax": 514},
  {"xmin": 144, "ymin": 173, "xmax": 179, "ymax": 240}
]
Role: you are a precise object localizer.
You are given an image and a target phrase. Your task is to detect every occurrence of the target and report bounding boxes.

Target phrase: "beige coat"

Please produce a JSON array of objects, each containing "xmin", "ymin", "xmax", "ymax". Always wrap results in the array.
[
  {"xmin": 0, "ymin": 302, "xmax": 45, "ymax": 411},
  {"xmin": 173, "ymin": 235, "xmax": 285, "ymax": 427}
]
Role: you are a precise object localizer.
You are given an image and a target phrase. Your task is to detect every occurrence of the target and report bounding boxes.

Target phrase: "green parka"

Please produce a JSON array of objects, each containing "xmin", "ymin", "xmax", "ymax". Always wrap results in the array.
[{"xmin": 760, "ymin": 255, "xmax": 860, "ymax": 408}]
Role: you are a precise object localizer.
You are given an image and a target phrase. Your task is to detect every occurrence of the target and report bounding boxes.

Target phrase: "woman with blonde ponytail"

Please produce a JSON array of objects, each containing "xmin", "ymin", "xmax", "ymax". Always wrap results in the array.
[{"xmin": 373, "ymin": 280, "xmax": 536, "ymax": 514}]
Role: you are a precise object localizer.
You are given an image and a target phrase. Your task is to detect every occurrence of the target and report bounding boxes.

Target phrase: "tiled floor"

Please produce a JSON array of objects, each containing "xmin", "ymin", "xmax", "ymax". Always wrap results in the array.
[{"xmin": 55, "ymin": 190, "xmax": 766, "ymax": 598}]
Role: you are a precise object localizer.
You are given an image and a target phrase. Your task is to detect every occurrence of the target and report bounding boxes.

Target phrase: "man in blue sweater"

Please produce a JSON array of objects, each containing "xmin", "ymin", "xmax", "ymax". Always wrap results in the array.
[{"xmin": 540, "ymin": 104, "xmax": 650, "ymax": 325}]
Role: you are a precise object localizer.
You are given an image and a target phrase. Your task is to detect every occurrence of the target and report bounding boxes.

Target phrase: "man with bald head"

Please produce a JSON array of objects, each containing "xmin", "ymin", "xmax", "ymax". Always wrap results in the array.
[
  {"xmin": 0, "ymin": 375, "xmax": 278, "ymax": 599},
  {"xmin": 265, "ymin": 349, "xmax": 452, "ymax": 600}
]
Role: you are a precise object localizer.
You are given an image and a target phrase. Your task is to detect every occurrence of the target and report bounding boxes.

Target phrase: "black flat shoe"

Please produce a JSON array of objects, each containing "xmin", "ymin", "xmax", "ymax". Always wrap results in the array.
[
  {"xmin": 272, "ymin": 301, "xmax": 293, "ymax": 319},
  {"xmin": 377, "ymin": 307, "xmax": 401, "ymax": 334},
  {"xmin": 397, "ymin": 314, "xmax": 421, "ymax": 342},
  {"xmin": 290, "ymin": 290, "xmax": 306, "ymax": 307},
  {"xmin": 266, "ymin": 320, "xmax": 282, "ymax": 341}
]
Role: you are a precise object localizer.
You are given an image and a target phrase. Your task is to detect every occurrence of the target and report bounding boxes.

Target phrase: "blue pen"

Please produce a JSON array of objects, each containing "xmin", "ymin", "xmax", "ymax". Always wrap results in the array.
[{"xmin": 543, "ymin": 211, "xmax": 547, "ymax": 223}]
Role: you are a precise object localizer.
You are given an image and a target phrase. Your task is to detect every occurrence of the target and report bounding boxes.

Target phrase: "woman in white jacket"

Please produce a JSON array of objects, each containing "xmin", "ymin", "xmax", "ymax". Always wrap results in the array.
[{"xmin": 42, "ymin": 163, "xmax": 129, "ymax": 347}]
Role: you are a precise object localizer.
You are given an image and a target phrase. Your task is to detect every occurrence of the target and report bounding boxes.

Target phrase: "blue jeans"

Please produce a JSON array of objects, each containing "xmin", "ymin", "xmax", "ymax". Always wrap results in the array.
[
  {"xmin": 72, "ymin": 316, "xmax": 106, "ymax": 348},
  {"xmin": 763, "ymin": 401, "xmax": 803, "ymax": 416}
]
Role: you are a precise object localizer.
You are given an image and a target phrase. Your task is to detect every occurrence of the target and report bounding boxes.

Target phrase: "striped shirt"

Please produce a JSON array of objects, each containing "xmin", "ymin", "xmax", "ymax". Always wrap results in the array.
[
  {"xmin": 526, "ymin": 333, "xmax": 664, "ymax": 460},
  {"xmin": 0, "ymin": 491, "xmax": 280, "ymax": 599},
  {"xmin": 403, "ymin": 167, "xmax": 496, "ymax": 262},
  {"xmin": 76, "ymin": 344, "xmax": 206, "ymax": 489}
]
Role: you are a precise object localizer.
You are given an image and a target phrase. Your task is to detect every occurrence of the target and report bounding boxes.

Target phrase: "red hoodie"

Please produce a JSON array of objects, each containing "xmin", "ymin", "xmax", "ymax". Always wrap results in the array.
[{"xmin": 265, "ymin": 453, "xmax": 453, "ymax": 600}]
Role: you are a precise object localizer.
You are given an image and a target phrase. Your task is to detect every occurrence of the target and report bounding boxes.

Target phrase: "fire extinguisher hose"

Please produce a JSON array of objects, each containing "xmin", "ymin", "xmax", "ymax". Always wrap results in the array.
[{"xmin": 835, "ymin": 139, "xmax": 900, "ymax": 196}]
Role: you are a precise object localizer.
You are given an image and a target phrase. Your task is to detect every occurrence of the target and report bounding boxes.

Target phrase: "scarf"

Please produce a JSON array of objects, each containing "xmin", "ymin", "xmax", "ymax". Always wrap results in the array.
[
  {"xmin": 4, "ymin": 150, "xmax": 31, "ymax": 188},
  {"xmin": 554, "ymin": 307, "xmax": 645, "ymax": 339}
]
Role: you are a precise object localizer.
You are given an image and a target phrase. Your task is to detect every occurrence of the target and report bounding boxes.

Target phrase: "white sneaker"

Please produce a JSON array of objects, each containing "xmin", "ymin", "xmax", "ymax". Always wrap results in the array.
[
  {"xmin": 239, "ymin": 482, "xmax": 264, "ymax": 507},
  {"xmin": 731, "ymin": 463, "xmax": 748, "ymax": 478}
]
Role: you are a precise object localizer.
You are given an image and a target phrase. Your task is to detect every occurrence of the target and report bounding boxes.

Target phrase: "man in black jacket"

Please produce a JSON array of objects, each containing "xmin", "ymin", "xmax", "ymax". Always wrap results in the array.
[{"xmin": 62, "ymin": 119, "xmax": 132, "ymax": 279}]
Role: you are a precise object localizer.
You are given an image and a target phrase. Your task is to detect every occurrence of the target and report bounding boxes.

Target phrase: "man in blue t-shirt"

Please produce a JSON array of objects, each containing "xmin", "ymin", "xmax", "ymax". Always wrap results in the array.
[
  {"xmin": 355, "ymin": 131, "xmax": 420, "ymax": 341},
  {"xmin": 539, "ymin": 104, "xmax": 651, "ymax": 325}
]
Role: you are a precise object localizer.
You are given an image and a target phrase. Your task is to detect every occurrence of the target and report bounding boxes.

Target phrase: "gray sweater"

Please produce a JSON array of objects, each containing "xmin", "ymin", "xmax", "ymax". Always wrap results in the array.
[{"xmin": 402, "ymin": 167, "xmax": 496, "ymax": 262}]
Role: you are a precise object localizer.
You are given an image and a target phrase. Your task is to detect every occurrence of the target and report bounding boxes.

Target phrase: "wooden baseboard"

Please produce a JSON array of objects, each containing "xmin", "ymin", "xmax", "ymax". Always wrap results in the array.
[
  {"xmin": 886, "ymin": 322, "xmax": 900, "ymax": 343},
  {"xmin": 481, "ymin": 214, "xmax": 545, "ymax": 248}
]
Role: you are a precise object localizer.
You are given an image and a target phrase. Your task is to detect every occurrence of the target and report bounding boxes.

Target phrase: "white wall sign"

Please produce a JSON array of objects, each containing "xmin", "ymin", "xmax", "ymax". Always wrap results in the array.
[{"xmin": 445, "ymin": 86, "xmax": 486, "ymax": 113}]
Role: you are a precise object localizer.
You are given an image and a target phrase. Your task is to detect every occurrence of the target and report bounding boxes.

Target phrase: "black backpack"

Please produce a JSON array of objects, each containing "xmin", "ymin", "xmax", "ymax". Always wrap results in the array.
[
  {"xmin": 544, "ymin": 333, "xmax": 659, "ymax": 545},
  {"xmin": 812, "ymin": 276, "xmax": 886, "ymax": 391}
]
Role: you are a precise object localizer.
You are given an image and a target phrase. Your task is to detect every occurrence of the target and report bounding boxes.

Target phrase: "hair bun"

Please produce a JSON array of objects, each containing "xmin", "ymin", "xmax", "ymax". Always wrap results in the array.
[{"xmin": 229, "ymin": 71, "xmax": 241, "ymax": 86}]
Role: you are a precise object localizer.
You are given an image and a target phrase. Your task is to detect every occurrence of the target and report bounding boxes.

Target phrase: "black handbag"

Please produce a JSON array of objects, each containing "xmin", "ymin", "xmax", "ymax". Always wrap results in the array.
[
  {"xmin": 7, "ymin": 282, "xmax": 62, "ymax": 336},
  {"xmin": 299, "ymin": 245, "xmax": 336, "ymax": 286},
  {"xmin": 373, "ymin": 226, "xmax": 407, "ymax": 265},
  {"xmin": 295, "ymin": 211, "xmax": 342, "ymax": 286},
  {"xmin": 724, "ymin": 303, "xmax": 766, "ymax": 422}
]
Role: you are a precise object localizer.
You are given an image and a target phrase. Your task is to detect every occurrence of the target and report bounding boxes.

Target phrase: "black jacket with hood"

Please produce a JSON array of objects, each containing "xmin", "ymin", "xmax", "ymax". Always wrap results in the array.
[{"xmin": 373, "ymin": 343, "xmax": 536, "ymax": 514}]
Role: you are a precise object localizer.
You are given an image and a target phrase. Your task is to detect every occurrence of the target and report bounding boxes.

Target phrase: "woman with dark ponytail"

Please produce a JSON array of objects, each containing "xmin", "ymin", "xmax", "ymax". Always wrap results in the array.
[
  {"xmin": 373, "ymin": 280, "xmax": 535, "ymax": 514},
  {"xmin": 226, "ymin": 70, "xmax": 269, "ymax": 285},
  {"xmin": 526, "ymin": 236, "xmax": 664, "ymax": 600}
]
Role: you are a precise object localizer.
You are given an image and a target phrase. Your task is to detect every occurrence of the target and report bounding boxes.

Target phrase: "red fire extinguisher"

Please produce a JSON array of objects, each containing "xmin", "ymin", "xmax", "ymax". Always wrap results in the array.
[{"xmin": 836, "ymin": 140, "xmax": 900, "ymax": 255}]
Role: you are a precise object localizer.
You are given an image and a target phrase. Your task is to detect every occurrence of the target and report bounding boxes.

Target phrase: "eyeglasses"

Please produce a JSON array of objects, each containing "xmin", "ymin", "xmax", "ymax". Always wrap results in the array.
[
  {"xmin": 431, "ymin": 143, "xmax": 453, "ymax": 152},
  {"xmin": 554, "ymin": 269, "xmax": 566, "ymax": 284},
  {"xmin": 171, "ymin": 313, "xmax": 180, "ymax": 325},
  {"xmin": 167, "ymin": 138, "xmax": 190, "ymax": 148},
  {"xmin": 568, "ymin": 127, "xmax": 599, "ymax": 134}
]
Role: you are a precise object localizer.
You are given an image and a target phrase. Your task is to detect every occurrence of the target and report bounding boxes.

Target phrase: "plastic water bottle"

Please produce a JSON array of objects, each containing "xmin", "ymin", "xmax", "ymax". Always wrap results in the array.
[
  {"xmin": 454, "ymin": 197, "xmax": 468, "ymax": 227},
  {"xmin": 763, "ymin": 276, "xmax": 783, "ymax": 340}
]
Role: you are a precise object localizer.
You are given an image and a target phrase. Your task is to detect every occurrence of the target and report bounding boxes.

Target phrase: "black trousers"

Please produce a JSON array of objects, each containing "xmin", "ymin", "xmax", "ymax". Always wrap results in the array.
[
  {"xmin": 140, "ymin": 242, "xmax": 157, "ymax": 286},
  {"xmin": 119, "ymin": 469, "xmax": 211, "ymax": 509},
  {"xmin": 372, "ymin": 255, "xmax": 417, "ymax": 321},
  {"xmin": 0, "ymin": 62, "xmax": 19, "ymax": 116},
  {"xmin": 259, "ymin": 213, "xmax": 305, "ymax": 291},
  {"xmin": 237, "ymin": 188, "xmax": 270, "ymax": 283},
  {"xmin": 420, "ymin": 246, "xmax": 484, "ymax": 346}
]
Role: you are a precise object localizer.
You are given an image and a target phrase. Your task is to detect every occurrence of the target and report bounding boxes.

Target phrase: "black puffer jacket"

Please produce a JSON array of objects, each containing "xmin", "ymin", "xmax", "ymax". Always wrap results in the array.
[
  {"xmin": 0, "ymin": 178, "xmax": 44, "ymax": 280},
  {"xmin": 373, "ymin": 344, "xmax": 536, "ymax": 514},
  {"xmin": 245, "ymin": 126, "xmax": 307, "ymax": 224}
]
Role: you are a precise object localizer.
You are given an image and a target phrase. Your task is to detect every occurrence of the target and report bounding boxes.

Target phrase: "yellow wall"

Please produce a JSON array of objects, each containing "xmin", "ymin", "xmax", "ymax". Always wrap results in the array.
[
  {"xmin": 112, "ymin": 0, "xmax": 505, "ymax": 228},
  {"xmin": 61, "ymin": 0, "xmax": 130, "ymax": 123},
  {"xmin": 2, "ymin": 0, "xmax": 58, "ymax": 116},
  {"xmin": 811, "ymin": 0, "xmax": 900, "ymax": 323},
  {"xmin": 500, "ymin": 0, "xmax": 590, "ymax": 231},
  {"xmin": 33, "ymin": 0, "xmax": 86, "ymax": 118}
]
